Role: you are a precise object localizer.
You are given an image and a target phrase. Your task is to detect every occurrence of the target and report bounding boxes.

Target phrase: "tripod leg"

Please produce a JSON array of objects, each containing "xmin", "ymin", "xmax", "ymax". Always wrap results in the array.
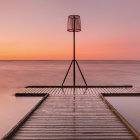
[
  {"xmin": 62, "ymin": 60, "xmax": 73, "ymax": 86},
  {"xmin": 83, "ymin": 88, "xmax": 88, "ymax": 94},
  {"xmin": 76, "ymin": 60, "xmax": 87, "ymax": 86}
]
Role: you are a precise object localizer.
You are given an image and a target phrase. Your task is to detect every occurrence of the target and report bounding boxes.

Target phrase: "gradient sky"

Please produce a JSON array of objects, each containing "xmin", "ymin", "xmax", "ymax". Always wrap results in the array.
[{"xmin": 0, "ymin": 0, "xmax": 140, "ymax": 60}]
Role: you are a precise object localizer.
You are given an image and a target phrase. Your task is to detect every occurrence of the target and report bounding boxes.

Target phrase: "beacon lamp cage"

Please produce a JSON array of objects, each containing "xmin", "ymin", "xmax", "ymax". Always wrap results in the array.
[{"xmin": 67, "ymin": 15, "xmax": 81, "ymax": 32}]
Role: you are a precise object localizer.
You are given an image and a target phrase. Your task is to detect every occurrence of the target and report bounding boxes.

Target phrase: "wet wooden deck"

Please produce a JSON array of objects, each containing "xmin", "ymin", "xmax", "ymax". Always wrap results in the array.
[{"xmin": 3, "ymin": 87, "xmax": 140, "ymax": 139}]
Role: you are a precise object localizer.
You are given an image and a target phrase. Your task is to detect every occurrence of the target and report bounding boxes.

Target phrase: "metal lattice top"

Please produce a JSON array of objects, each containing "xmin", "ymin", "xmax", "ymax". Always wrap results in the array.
[{"xmin": 67, "ymin": 15, "xmax": 81, "ymax": 32}]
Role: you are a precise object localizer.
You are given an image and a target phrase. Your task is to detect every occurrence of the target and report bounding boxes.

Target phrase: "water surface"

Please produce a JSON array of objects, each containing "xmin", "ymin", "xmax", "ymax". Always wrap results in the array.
[
  {"xmin": 105, "ymin": 96, "xmax": 140, "ymax": 134},
  {"xmin": 1, "ymin": 60, "xmax": 140, "ymax": 138}
]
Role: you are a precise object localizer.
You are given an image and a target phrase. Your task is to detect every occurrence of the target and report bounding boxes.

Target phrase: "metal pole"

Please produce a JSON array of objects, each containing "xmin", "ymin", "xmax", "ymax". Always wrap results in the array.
[
  {"xmin": 73, "ymin": 16, "xmax": 76, "ymax": 87},
  {"xmin": 62, "ymin": 60, "xmax": 73, "ymax": 86},
  {"xmin": 62, "ymin": 15, "xmax": 88, "ymax": 86},
  {"xmin": 75, "ymin": 60, "xmax": 87, "ymax": 86}
]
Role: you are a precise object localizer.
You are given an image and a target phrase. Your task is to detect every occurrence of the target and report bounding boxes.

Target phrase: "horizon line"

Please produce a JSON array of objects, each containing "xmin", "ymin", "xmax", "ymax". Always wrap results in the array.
[{"xmin": 0, "ymin": 59, "xmax": 140, "ymax": 61}]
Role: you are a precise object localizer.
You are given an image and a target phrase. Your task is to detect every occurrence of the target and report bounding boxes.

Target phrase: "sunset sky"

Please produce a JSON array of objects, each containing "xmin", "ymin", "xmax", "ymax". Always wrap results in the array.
[{"xmin": 0, "ymin": 0, "xmax": 140, "ymax": 60}]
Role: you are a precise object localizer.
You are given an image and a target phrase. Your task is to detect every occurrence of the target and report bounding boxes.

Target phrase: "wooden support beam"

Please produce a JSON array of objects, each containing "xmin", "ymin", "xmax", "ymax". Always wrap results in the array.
[{"xmin": 26, "ymin": 85, "xmax": 133, "ymax": 88}]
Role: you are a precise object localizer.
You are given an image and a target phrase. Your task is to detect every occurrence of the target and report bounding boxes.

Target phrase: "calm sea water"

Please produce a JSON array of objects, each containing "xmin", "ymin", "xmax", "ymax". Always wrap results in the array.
[
  {"xmin": 1, "ymin": 60, "xmax": 140, "ymax": 138},
  {"xmin": 105, "ymin": 96, "xmax": 140, "ymax": 134}
]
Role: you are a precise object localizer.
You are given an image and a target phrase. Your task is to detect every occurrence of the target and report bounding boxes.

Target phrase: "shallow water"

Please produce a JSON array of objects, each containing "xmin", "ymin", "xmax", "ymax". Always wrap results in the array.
[
  {"xmin": 0, "ymin": 60, "xmax": 140, "ymax": 138},
  {"xmin": 0, "ymin": 95, "xmax": 41, "ymax": 138},
  {"xmin": 105, "ymin": 96, "xmax": 140, "ymax": 134}
]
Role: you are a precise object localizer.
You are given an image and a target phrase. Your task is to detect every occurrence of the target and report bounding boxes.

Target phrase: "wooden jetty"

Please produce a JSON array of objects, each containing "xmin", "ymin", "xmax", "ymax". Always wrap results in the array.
[{"xmin": 3, "ymin": 86, "xmax": 140, "ymax": 139}]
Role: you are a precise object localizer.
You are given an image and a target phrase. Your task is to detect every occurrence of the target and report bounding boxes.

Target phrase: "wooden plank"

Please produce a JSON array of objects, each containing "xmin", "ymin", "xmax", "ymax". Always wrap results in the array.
[
  {"xmin": 3, "ymin": 87, "xmax": 140, "ymax": 139},
  {"xmin": 15, "ymin": 87, "xmax": 140, "ymax": 96},
  {"xmin": 15, "ymin": 93, "xmax": 46, "ymax": 96},
  {"xmin": 26, "ymin": 85, "xmax": 133, "ymax": 88},
  {"xmin": 103, "ymin": 93, "xmax": 140, "ymax": 96}
]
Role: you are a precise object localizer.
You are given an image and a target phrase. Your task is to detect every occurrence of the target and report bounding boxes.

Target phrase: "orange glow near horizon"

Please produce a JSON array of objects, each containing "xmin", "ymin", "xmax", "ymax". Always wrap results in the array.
[{"xmin": 0, "ymin": 0, "xmax": 140, "ymax": 60}]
